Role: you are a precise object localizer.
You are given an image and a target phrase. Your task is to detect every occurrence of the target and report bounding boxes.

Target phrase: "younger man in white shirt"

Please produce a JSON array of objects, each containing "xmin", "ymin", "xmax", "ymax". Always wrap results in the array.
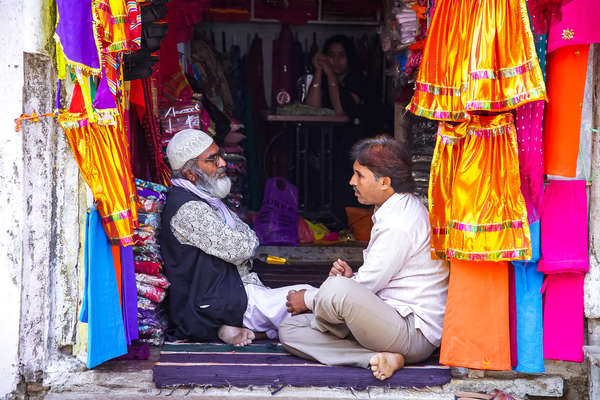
[{"xmin": 280, "ymin": 136, "xmax": 449, "ymax": 381}]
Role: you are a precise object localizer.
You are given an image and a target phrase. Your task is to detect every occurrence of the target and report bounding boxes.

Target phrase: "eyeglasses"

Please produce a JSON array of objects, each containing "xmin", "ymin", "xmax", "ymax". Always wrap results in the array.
[{"xmin": 195, "ymin": 149, "xmax": 225, "ymax": 166}]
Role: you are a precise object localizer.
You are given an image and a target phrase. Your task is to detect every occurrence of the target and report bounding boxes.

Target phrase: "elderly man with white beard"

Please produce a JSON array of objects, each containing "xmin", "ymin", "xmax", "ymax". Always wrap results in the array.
[{"xmin": 160, "ymin": 129, "xmax": 312, "ymax": 346}]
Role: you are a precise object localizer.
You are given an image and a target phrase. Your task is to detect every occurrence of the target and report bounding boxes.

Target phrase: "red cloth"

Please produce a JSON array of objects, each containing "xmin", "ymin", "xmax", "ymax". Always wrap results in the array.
[{"xmin": 134, "ymin": 260, "xmax": 162, "ymax": 276}]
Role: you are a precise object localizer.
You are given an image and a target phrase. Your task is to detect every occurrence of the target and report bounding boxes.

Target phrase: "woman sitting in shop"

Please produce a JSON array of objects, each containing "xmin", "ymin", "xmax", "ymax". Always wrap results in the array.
[
  {"xmin": 305, "ymin": 34, "xmax": 372, "ymax": 225},
  {"xmin": 305, "ymin": 34, "xmax": 367, "ymax": 123}
]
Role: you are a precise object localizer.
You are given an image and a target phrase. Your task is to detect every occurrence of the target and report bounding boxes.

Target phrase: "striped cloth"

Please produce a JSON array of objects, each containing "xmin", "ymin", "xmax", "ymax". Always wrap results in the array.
[{"xmin": 153, "ymin": 341, "xmax": 450, "ymax": 391}]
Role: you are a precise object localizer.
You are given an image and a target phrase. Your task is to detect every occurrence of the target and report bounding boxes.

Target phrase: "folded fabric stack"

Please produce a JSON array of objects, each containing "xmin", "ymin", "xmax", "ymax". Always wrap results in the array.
[
  {"xmin": 223, "ymin": 121, "xmax": 249, "ymax": 222},
  {"xmin": 134, "ymin": 178, "xmax": 170, "ymax": 345}
]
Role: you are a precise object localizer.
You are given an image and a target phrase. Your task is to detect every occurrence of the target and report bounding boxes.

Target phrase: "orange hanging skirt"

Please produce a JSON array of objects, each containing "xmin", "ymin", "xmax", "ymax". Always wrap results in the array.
[
  {"xmin": 59, "ymin": 112, "xmax": 138, "ymax": 246},
  {"xmin": 440, "ymin": 260, "xmax": 511, "ymax": 370},
  {"xmin": 407, "ymin": 0, "xmax": 546, "ymax": 121},
  {"xmin": 429, "ymin": 113, "xmax": 531, "ymax": 261}
]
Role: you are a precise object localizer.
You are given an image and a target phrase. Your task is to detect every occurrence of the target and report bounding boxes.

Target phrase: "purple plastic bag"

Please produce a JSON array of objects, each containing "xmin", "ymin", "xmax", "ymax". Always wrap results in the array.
[{"xmin": 254, "ymin": 178, "xmax": 298, "ymax": 245}]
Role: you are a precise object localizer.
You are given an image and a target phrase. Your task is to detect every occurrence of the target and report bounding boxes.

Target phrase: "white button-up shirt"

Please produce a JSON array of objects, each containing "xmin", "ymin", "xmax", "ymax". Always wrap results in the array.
[{"xmin": 305, "ymin": 193, "xmax": 449, "ymax": 346}]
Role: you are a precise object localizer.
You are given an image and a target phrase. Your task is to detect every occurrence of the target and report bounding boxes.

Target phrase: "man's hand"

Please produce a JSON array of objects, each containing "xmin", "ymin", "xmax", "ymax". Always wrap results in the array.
[
  {"xmin": 329, "ymin": 259, "xmax": 353, "ymax": 278},
  {"xmin": 286, "ymin": 289, "xmax": 308, "ymax": 316}
]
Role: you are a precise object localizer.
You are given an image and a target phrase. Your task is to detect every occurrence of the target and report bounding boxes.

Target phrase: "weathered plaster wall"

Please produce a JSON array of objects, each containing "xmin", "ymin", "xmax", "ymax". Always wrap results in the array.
[
  {"xmin": 0, "ymin": 0, "xmax": 26, "ymax": 396},
  {"xmin": 0, "ymin": 0, "xmax": 85, "ymax": 398},
  {"xmin": 586, "ymin": 45, "xmax": 600, "ymax": 321}
]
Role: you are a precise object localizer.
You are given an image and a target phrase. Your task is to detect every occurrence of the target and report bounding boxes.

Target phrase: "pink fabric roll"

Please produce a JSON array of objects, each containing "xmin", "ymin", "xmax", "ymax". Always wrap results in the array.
[
  {"xmin": 547, "ymin": 0, "xmax": 600, "ymax": 54},
  {"xmin": 542, "ymin": 272, "xmax": 585, "ymax": 362},
  {"xmin": 515, "ymin": 101, "xmax": 545, "ymax": 223},
  {"xmin": 538, "ymin": 180, "xmax": 589, "ymax": 274}
]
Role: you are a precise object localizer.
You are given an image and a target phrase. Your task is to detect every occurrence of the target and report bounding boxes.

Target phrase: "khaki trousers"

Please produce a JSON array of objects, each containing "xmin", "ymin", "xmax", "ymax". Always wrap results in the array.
[{"xmin": 279, "ymin": 276, "xmax": 435, "ymax": 368}]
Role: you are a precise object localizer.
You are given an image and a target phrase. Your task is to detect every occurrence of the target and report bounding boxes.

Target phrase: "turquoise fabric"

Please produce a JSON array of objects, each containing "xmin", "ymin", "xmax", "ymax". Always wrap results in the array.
[{"xmin": 79, "ymin": 205, "xmax": 127, "ymax": 368}]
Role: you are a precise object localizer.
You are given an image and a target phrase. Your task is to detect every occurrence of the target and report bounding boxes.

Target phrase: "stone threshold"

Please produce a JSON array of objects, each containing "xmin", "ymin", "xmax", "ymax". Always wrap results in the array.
[{"xmin": 39, "ymin": 347, "xmax": 569, "ymax": 400}]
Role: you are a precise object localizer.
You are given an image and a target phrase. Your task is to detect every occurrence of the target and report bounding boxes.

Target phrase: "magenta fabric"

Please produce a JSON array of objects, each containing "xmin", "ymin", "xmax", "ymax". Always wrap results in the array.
[
  {"xmin": 515, "ymin": 101, "xmax": 545, "ymax": 223},
  {"xmin": 542, "ymin": 272, "xmax": 585, "ymax": 362},
  {"xmin": 538, "ymin": 180, "xmax": 589, "ymax": 274},
  {"xmin": 547, "ymin": 0, "xmax": 600, "ymax": 54},
  {"xmin": 509, "ymin": 264, "xmax": 518, "ymax": 368}
]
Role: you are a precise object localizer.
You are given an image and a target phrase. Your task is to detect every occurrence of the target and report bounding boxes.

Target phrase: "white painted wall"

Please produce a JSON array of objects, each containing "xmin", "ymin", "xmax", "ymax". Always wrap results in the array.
[{"xmin": 0, "ymin": 0, "xmax": 26, "ymax": 397}]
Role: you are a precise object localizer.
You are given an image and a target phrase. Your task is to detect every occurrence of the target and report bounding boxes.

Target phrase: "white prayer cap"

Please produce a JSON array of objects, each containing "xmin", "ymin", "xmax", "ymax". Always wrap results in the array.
[{"xmin": 166, "ymin": 129, "xmax": 214, "ymax": 170}]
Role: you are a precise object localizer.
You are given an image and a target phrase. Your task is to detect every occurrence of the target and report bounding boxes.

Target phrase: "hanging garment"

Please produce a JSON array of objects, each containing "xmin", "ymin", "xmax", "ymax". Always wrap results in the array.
[
  {"xmin": 515, "ymin": 101, "xmax": 545, "ymax": 223},
  {"xmin": 514, "ymin": 11, "xmax": 547, "ymax": 221},
  {"xmin": 120, "ymin": 245, "xmax": 139, "ymax": 344},
  {"xmin": 547, "ymin": 0, "xmax": 600, "ymax": 54},
  {"xmin": 509, "ymin": 264, "xmax": 517, "ymax": 368},
  {"xmin": 543, "ymin": 45, "xmax": 589, "ymax": 177},
  {"xmin": 440, "ymin": 260, "xmax": 511, "ymax": 370},
  {"xmin": 93, "ymin": 0, "xmax": 141, "ymax": 54},
  {"xmin": 407, "ymin": 0, "xmax": 546, "ymax": 121},
  {"xmin": 542, "ymin": 272, "xmax": 585, "ymax": 362},
  {"xmin": 271, "ymin": 24, "xmax": 294, "ymax": 106},
  {"xmin": 538, "ymin": 180, "xmax": 589, "ymax": 274},
  {"xmin": 59, "ymin": 81, "xmax": 138, "ymax": 246},
  {"xmin": 55, "ymin": 0, "xmax": 102, "ymax": 74},
  {"xmin": 79, "ymin": 206, "xmax": 127, "ymax": 368},
  {"xmin": 429, "ymin": 113, "xmax": 531, "ymax": 262},
  {"xmin": 534, "ymin": 34, "xmax": 548, "ymax": 80},
  {"xmin": 512, "ymin": 221, "xmax": 544, "ymax": 372},
  {"xmin": 528, "ymin": 0, "xmax": 564, "ymax": 35}
]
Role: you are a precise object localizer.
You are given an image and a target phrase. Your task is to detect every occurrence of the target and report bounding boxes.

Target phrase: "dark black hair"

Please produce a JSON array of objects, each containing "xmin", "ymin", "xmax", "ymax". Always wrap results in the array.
[
  {"xmin": 322, "ymin": 34, "xmax": 361, "ymax": 75},
  {"xmin": 350, "ymin": 136, "xmax": 415, "ymax": 194}
]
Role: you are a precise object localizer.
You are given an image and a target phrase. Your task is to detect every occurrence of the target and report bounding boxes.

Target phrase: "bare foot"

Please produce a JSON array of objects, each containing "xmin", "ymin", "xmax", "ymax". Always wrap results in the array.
[
  {"xmin": 217, "ymin": 325, "xmax": 255, "ymax": 346},
  {"xmin": 369, "ymin": 352, "xmax": 405, "ymax": 381}
]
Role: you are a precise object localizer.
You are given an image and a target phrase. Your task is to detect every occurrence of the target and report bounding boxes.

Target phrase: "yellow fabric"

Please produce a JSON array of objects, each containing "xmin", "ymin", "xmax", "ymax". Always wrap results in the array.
[
  {"xmin": 55, "ymin": 37, "xmax": 67, "ymax": 80},
  {"xmin": 58, "ymin": 112, "xmax": 138, "ymax": 246},
  {"xmin": 407, "ymin": 0, "xmax": 546, "ymax": 121},
  {"xmin": 429, "ymin": 113, "xmax": 531, "ymax": 261}
]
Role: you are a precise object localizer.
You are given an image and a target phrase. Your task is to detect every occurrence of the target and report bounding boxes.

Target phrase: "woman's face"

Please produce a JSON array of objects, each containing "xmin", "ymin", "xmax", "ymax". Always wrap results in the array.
[{"xmin": 326, "ymin": 42, "xmax": 348, "ymax": 76}]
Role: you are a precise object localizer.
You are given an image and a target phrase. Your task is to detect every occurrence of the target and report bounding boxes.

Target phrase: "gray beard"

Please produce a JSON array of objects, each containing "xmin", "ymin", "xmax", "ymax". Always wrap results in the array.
[{"xmin": 192, "ymin": 166, "xmax": 232, "ymax": 199}]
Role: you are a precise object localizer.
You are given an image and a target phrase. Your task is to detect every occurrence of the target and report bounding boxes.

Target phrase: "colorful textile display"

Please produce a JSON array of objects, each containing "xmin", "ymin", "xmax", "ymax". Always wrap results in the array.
[
  {"xmin": 543, "ymin": 45, "xmax": 589, "ymax": 177},
  {"xmin": 93, "ymin": 0, "xmax": 141, "ymax": 54},
  {"xmin": 547, "ymin": 0, "xmax": 600, "ymax": 54},
  {"xmin": 407, "ymin": 0, "xmax": 546, "ymax": 121},
  {"xmin": 58, "ymin": 85, "xmax": 138, "ymax": 246},
  {"xmin": 528, "ymin": 0, "xmax": 564, "ymax": 35},
  {"xmin": 133, "ymin": 179, "xmax": 170, "ymax": 346},
  {"xmin": 515, "ymin": 101, "xmax": 545, "ymax": 223},
  {"xmin": 538, "ymin": 180, "xmax": 589, "ymax": 274},
  {"xmin": 429, "ymin": 113, "xmax": 531, "ymax": 261},
  {"xmin": 440, "ymin": 260, "xmax": 511, "ymax": 370},
  {"xmin": 79, "ymin": 206, "xmax": 127, "ymax": 368},
  {"xmin": 537, "ymin": 180, "xmax": 588, "ymax": 362},
  {"xmin": 55, "ymin": 0, "xmax": 102, "ymax": 74},
  {"xmin": 513, "ymin": 221, "xmax": 545, "ymax": 373},
  {"xmin": 542, "ymin": 272, "xmax": 585, "ymax": 362},
  {"xmin": 119, "ymin": 245, "xmax": 139, "ymax": 344}
]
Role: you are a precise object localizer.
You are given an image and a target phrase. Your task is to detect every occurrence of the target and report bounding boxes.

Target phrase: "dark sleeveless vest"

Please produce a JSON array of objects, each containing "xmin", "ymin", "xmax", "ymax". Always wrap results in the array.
[{"xmin": 160, "ymin": 187, "xmax": 248, "ymax": 341}]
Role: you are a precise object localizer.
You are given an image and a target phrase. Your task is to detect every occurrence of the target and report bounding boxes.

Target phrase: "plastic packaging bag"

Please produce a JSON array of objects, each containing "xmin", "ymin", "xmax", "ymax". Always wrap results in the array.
[
  {"xmin": 137, "ymin": 296, "xmax": 158, "ymax": 311},
  {"xmin": 253, "ymin": 178, "xmax": 298, "ymax": 245},
  {"xmin": 137, "ymin": 281, "xmax": 166, "ymax": 303},
  {"xmin": 136, "ymin": 272, "xmax": 170, "ymax": 289}
]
